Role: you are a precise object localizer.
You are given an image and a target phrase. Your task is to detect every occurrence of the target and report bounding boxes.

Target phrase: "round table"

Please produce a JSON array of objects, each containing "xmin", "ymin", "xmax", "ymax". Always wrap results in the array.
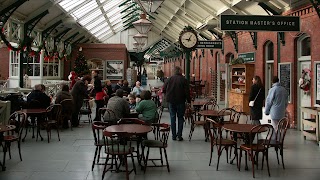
[
  {"xmin": 223, "ymin": 124, "xmax": 259, "ymax": 133},
  {"xmin": 18, "ymin": 109, "xmax": 47, "ymax": 141},
  {"xmin": 0, "ymin": 125, "xmax": 16, "ymax": 171},
  {"xmin": 198, "ymin": 110, "xmax": 231, "ymax": 117},
  {"xmin": 105, "ymin": 124, "xmax": 152, "ymax": 135}
]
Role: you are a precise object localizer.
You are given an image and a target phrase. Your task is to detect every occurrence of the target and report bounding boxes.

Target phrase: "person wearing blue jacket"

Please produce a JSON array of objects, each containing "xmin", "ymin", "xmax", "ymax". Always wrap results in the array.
[{"xmin": 265, "ymin": 76, "xmax": 288, "ymax": 139}]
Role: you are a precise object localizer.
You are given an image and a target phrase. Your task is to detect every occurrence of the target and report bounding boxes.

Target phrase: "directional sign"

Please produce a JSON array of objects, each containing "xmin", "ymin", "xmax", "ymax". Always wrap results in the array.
[
  {"xmin": 220, "ymin": 15, "xmax": 300, "ymax": 32},
  {"xmin": 197, "ymin": 40, "xmax": 223, "ymax": 49}
]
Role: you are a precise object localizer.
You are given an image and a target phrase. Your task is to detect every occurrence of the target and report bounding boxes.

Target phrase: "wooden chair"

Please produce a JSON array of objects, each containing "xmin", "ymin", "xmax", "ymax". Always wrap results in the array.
[
  {"xmin": 118, "ymin": 118, "xmax": 146, "ymax": 125},
  {"xmin": 258, "ymin": 117, "xmax": 289, "ymax": 169},
  {"xmin": 206, "ymin": 118, "xmax": 238, "ymax": 170},
  {"xmin": 78, "ymin": 99, "xmax": 92, "ymax": 123},
  {"xmin": 156, "ymin": 106, "xmax": 163, "ymax": 123},
  {"xmin": 91, "ymin": 121, "xmax": 113, "ymax": 171},
  {"xmin": 142, "ymin": 123, "xmax": 170, "ymax": 173},
  {"xmin": 59, "ymin": 99, "xmax": 73, "ymax": 130},
  {"xmin": 3, "ymin": 111, "xmax": 27, "ymax": 161},
  {"xmin": 238, "ymin": 124, "xmax": 274, "ymax": 178},
  {"xmin": 44, "ymin": 104, "xmax": 62, "ymax": 143},
  {"xmin": 24, "ymin": 99, "xmax": 41, "ymax": 140},
  {"xmin": 102, "ymin": 131, "xmax": 136, "ymax": 180}
]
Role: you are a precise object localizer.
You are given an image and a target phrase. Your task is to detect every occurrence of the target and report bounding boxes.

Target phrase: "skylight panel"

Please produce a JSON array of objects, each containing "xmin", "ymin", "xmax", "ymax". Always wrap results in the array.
[
  {"xmin": 86, "ymin": 17, "xmax": 105, "ymax": 30},
  {"xmin": 105, "ymin": 0, "xmax": 122, "ymax": 9},
  {"xmin": 111, "ymin": 17, "xmax": 122, "ymax": 25},
  {"xmin": 95, "ymin": 28, "xmax": 111, "ymax": 38},
  {"xmin": 90, "ymin": 22, "xmax": 109, "ymax": 34},
  {"xmin": 60, "ymin": 0, "xmax": 86, "ymax": 12},
  {"xmin": 73, "ymin": 1, "xmax": 98, "ymax": 18},
  {"xmin": 79, "ymin": 11, "xmax": 102, "ymax": 25},
  {"xmin": 107, "ymin": 7, "xmax": 121, "ymax": 19},
  {"xmin": 113, "ymin": 21, "xmax": 123, "ymax": 30}
]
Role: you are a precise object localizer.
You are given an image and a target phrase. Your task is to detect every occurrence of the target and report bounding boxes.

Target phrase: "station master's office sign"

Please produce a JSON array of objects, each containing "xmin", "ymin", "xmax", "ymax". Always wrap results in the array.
[{"xmin": 220, "ymin": 15, "xmax": 300, "ymax": 32}]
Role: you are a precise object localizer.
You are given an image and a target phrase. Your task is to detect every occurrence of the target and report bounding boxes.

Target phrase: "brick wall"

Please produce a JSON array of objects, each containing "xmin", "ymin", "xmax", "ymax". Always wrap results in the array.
[{"xmin": 0, "ymin": 47, "xmax": 10, "ymax": 80}]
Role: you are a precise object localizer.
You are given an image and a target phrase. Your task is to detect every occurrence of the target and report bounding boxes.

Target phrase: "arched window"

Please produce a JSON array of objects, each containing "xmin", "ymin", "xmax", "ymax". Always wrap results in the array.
[
  {"xmin": 297, "ymin": 34, "xmax": 311, "ymax": 60},
  {"xmin": 225, "ymin": 53, "xmax": 234, "ymax": 64},
  {"xmin": 266, "ymin": 41, "xmax": 274, "ymax": 61}
]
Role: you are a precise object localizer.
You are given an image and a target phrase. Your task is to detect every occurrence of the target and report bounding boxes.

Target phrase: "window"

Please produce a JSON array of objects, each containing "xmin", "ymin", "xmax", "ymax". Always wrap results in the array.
[
  {"xmin": 10, "ymin": 51, "xmax": 19, "ymax": 77},
  {"xmin": 301, "ymin": 37, "xmax": 311, "ymax": 56},
  {"xmin": 23, "ymin": 55, "xmax": 40, "ymax": 76},
  {"xmin": 43, "ymin": 58, "xmax": 59, "ymax": 77},
  {"xmin": 266, "ymin": 42, "xmax": 274, "ymax": 61}
]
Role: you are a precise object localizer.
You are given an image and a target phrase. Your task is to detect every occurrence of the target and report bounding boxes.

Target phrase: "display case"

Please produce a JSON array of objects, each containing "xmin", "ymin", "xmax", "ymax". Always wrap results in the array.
[
  {"xmin": 228, "ymin": 63, "xmax": 255, "ymax": 114},
  {"xmin": 300, "ymin": 107, "xmax": 320, "ymax": 145}
]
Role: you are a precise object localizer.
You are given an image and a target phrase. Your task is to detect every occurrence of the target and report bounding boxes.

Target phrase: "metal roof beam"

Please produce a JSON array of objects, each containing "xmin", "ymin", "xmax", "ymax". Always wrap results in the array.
[{"xmin": 96, "ymin": 0, "xmax": 115, "ymax": 34}]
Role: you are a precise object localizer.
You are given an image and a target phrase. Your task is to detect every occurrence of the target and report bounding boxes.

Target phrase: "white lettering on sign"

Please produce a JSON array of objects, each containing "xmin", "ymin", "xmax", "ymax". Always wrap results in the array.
[{"xmin": 226, "ymin": 20, "xmax": 249, "ymax": 25}]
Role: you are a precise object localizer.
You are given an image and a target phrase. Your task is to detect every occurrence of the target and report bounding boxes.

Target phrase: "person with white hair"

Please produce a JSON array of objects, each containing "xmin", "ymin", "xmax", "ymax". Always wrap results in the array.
[{"xmin": 132, "ymin": 81, "xmax": 144, "ymax": 96}]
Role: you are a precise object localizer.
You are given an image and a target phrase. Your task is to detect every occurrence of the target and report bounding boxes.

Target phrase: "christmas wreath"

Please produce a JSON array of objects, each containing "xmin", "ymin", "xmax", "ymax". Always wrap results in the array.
[{"xmin": 298, "ymin": 68, "xmax": 311, "ymax": 92}]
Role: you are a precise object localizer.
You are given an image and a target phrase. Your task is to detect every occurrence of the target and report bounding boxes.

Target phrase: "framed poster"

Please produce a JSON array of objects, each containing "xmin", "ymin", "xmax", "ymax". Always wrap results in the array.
[
  {"xmin": 105, "ymin": 60, "xmax": 124, "ymax": 80},
  {"xmin": 278, "ymin": 63, "xmax": 292, "ymax": 103}
]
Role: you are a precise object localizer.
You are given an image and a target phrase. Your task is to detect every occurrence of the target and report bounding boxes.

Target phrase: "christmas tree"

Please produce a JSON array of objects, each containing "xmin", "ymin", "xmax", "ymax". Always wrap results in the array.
[{"xmin": 74, "ymin": 48, "xmax": 89, "ymax": 76}]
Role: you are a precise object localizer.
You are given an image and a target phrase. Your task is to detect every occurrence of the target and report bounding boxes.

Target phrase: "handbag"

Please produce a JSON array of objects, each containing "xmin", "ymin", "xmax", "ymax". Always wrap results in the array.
[{"xmin": 249, "ymin": 88, "xmax": 261, "ymax": 107}]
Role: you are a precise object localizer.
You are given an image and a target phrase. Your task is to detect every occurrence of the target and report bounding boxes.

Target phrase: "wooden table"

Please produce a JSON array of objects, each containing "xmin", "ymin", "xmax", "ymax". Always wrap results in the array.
[
  {"xmin": 105, "ymin": 124, "xmax": 152, "ymax": 135},
  {"xmin": 18, "ymin": 108, "xmax": 47, "ymax": 141},
  {"xmin": 0, "ymin": 125, "xmax": 16, "ymax": 171}
]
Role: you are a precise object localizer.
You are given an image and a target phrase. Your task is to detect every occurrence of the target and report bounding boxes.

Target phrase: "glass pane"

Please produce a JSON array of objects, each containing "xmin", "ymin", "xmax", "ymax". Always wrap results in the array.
[
  {"xmin": 49, "ymin": 65, "xmax": 53, "ymax": 76},
  {"xmin": 267, "ymin": 42, "xmax": 274, "ymax": 60},
  {"xmin": 86, "ymin": 16, "xmax": 105, "ymax": 30},
  {"xmin": 90, "ymin": 22, "xmax": 109, "ymax": 34},
  {"xmin": 73, "ymin": 1, "xmax": 98, "ymax": 18},
  {"xmin": 301, "ymin": 37, "xmax": 311, "ymax": 56},
  {"xmin": 54, "ymin": 64, "xmax": 59, "ymax": 76},
  {"xmin": 79, "ymin": 11, "xmax": 102, "ymax": 25},
  {"xmin": 94, "ymin": 26, "xmax": 110, "ymax": 37},
  {"xmin": 43, "ymin": 65, "xmax": 48, "ymax": 76},
  {"xmin": 34, "ymin": 64, "xmax": 40, "ymax": 76}
]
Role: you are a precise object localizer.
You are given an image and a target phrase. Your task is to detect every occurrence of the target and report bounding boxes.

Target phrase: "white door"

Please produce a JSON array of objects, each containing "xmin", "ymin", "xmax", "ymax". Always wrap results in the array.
[{"xmin": 217, "ymin": 63, "xmax": 228, "ymax": 107}]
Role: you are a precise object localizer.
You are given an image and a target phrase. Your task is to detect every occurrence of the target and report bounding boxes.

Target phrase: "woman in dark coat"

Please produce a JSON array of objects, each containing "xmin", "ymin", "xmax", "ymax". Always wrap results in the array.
[{"xmin": 249, "ymin": 76, "xmax": 265, "ymax": 125}]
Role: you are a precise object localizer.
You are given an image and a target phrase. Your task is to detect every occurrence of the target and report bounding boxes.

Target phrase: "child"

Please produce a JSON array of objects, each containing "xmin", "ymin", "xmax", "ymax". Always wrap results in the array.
[{"xmin": 128, "ymin": 94, "xmax": 136, "ymax": 109}]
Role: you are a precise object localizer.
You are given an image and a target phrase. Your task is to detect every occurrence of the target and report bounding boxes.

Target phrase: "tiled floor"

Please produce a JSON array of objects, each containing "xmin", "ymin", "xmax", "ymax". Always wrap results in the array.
[{"xmin": 1, "ymin": 80, "xmax": 320, "ymax": 180}]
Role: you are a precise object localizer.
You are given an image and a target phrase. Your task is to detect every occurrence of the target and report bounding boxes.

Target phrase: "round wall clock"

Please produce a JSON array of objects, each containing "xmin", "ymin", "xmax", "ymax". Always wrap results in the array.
[{"xmin": 179, "ymin": 30, "xmax": 198, "ymax": 50}]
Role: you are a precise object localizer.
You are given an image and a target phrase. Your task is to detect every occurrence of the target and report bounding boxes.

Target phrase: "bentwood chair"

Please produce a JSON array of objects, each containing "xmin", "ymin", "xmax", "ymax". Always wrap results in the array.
[
  {"xmin": 258, "ymin": 117, "xmax": 289, "ymax": 169},
  {"xmin": 142, "ymin": 123, "xmax": 170, "ymax": 173},
  {"xmin": 44, "ymin": 104, "xmax": 62, "ymax": 143},
  {"xmin": 206, "ymin": 118, "xmax": 238, "ymax": 170},
  {"xmin": 238, "ymin": 124, "xmax": 274, "ymax": 178},
  {"xmin": 59, "ymin": 99, "xmax": 73, "ymax": 130},
  {"xmin": 102, "ymin": 131, "xmax": 136, "ymax": 180},
  {"xmin": 91, "ymin": 121, "xmax": 113, "ymax": 171},
  {"xmin": 78, "ymin": 99, "xmax": 92, "ymax": 123},
  {"xmin": 3, "ymin": 111, "xmax": 27, "ymax": 161}
]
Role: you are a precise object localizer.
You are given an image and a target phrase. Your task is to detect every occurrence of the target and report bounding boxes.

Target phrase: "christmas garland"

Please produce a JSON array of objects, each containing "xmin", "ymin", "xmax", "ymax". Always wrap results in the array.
[{"xmin": 298, "ymin": 68, "xmax": 311, "ymax": 92}]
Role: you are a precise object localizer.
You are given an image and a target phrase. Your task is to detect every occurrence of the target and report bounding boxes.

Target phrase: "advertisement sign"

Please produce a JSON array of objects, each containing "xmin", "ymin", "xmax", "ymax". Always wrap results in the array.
[
  {"xmin": 220, "ymin": 15, "xmax": 300, "ymax": 32},
  {"xmin": 238, "ymin": 52, "xmax": 255, "ymax": 63},
  {"xmin": 150, "ymin": 57, "xmax": 164, "ymax": 63},
  {"xmin": 197, "ymin": 40, "xmax": 223, "ymax": 49},
  {"xmin": 105, "ymin": 60, "xmax": 124, "ymax": 80}
]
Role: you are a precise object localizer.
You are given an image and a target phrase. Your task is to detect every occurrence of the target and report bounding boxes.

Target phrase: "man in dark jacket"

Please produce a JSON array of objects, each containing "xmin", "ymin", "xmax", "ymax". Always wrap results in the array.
[
  {"xmin": 27, "ymin": 84, "xmax": 51, "ymax": 108},
  {"xmin": 163, "ymin": 66, "xmax": 191, "ymax": 141},
  {"xmin": 71, "ymin": 75, "xmax": 91, "ymax": 127},
  {"xmin": 92, "ymin": 70, "xmax": 104, "ymax": 121}
]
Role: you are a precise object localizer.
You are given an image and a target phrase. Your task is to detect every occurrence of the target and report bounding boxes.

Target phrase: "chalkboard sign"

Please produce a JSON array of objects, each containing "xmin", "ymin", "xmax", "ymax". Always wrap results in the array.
[{"xmin": 278, "ymin": 63, "xmax": 292, "ymax": 103}]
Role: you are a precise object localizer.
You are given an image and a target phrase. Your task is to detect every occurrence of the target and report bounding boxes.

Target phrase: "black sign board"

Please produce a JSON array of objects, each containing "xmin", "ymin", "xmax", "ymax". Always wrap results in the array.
[
  {"xmin": 220, "ymin": 15, "xmax": 300, "ymax": 32},
  {"xmin": 197, "ymin": 40, "xmax": 223, "ymax": 49},
  {"xmin": 278, "ymin": 63, "xmax": 292, "ymax": 103}
]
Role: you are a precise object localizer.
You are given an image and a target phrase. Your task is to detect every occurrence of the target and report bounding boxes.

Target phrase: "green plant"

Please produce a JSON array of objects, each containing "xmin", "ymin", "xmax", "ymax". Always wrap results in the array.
[{"xmin": 230, "ymin": 57, "xmax": 244, "ymax": 65}]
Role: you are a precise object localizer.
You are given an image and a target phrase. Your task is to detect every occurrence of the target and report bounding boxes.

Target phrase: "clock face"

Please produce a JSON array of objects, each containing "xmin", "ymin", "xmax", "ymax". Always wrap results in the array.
[{"xmin": 180, "ymin": 31, "xmax": 198, "ymax": 49}]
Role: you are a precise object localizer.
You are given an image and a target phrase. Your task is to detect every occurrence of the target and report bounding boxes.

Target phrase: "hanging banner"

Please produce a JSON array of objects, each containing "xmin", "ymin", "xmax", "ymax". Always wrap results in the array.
[
  {"xmin": 197, "ymin": 40, "xmax": 223, "ymax": 49},
  {"xmin": 105, "ymin": 60, "xmax": 124, "ymax": 80},
  {"xmin": 220, "ymin": 15, "xmax": 300, "ymax": 32}
]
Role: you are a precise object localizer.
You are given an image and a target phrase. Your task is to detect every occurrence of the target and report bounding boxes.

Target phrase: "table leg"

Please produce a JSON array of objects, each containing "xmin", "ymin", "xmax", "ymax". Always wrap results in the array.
[{"xmin": 1, "ymin": 141, "xmax": 7, "ymax": 171}]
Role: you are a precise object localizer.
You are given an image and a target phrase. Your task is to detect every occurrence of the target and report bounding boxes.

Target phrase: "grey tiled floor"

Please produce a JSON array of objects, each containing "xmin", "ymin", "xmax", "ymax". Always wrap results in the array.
[{"xmin": 1, "ymin": 80, "xmax": 320, "ymax": 180}]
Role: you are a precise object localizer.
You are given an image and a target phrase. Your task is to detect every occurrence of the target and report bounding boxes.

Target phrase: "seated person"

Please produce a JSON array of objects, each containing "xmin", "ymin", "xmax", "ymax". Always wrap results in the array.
[
  {"xmin": 104, "ymin": 80, "xmax": 114, "ymax": 98},
  {"xmin": 55, "ymin": 84, "xmax": 73, "ymax": 128},
  {"xmin": 132, "ymin": 81, "xmax": 144, "ymax": 96},
  {"xmin": 121, "ymin": 80, "xmax": 131, "ymax": 94},
  {"xmin": 103, "ymin": 89, "xmax": 130, "ymax": 122},
  {"xmin": 27, "ymin": 84, "xmax": 51, "ymax": 108},
  {"xmin": 114, "ymin": 80, "xmax": 123, "ymax": 91},
  {"xmin": 135, "ymin": 90, "xmax": 157, "ymax": 123},
  {"xmin": 128, "ymin": 94, "xmax": 136, "ymax": 109}
]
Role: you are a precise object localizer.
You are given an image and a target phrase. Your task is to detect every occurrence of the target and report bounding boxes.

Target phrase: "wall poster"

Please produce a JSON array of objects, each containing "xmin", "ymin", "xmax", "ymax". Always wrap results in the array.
[
  {"xmin": 105, "ymin": 60, "xmax": 124, "ymax": 80},
  {"xmin": 278, "ymin": 63, "xmax": 292, "ymax": 103}
]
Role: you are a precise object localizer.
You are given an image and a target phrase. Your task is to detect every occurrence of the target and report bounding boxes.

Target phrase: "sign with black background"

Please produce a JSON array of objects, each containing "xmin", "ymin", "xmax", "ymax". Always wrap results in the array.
[
  {"xmin": 197, "ymin": 40, "xmax": 223, "ymax": 49},
  {"xmin": 221, "ymin": 15, "xmax": 300, "ymax": 32},
  {"xmin": 238, "ymin": 52, "xmax": 255, "ymax": 63},
  {"xmin": 278, "ymin": 63, "xmax": 292, "ymax": 103}
]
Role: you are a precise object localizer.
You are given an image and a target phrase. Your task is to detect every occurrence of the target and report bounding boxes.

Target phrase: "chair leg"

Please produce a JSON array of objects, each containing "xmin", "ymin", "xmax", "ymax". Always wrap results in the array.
[
  {"xmin": 261, "ymin": 152, "xmax": 265, "ymax": 170},
  {"xmin": 245, "ymin": 151, "xmax": 248, "ymax": 171},
  {"xmin": 18, "ymin": 140, "xmax": 22, "ymax": 161},
  {"xmin": 209, "ymin": 145, "xmax": 213, "ymax": 166},
  {"xmin": 7, "ymin": 142, "xmax": 11, "ymax": 159},
  {"xmin": 250, "ymin": 152, "xmax": 255, "ymax": 178},
  {"xmin": 189, "ymin": 123, "xmax": 195, "ymax": 141},
  {"xmin": 163, "ymin": 148, "xmax": 170, "ymax": 172},
  {"xmin": 131, "ymin": 153, "xmax": 136, "ymax": 174},
  {"xmin": 159, "ymin": 148, "xmax": 164, "ymax": 166},
  {"xmin": 125, "ymin": 155, "xmax": 129, "ymax": 180},
  {"xmin": 280, "ymin": 147, "xmax": 285, "ymax": 169},
  {"xmin": 102, "ymin": 154, "xmax": 110, "ymax": 179},
  {"xmin": 144, "ymin": 147, "xmax": 150, "ymax": 173},
  {"xmin": 91, "ymin": 146, "xmax": 98, "ymax": 171},
  {"xmin": 275, "ymin": 146, "xmax": 280, "ymax": 165},
  {"xmin": 56, "ymin": 124, "xmax": 60, "ymax": 141},
  {"xmin": 47, "ymin": 126, "xmax": 50, "ymax": 143},
  {"xmin": 266, "ymin": 151, "xmax": 271, "ymax": 176},
  {"xmin": 97, "ymin": 146, "xmax": 102, "ymax": 163},
  {"xmin": 238, "ymin": 149, "xmax": 242, "ymax": 171},
  {"xmin": 225, "ymin": 147, "xmax": 229, "ymax": 164},
  {"xmin": 216, "ymin": 149, "xmax": 221, "ymax": 171}
]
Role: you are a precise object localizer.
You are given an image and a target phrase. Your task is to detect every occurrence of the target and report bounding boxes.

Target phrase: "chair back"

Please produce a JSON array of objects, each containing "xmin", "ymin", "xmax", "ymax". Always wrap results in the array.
[
  {"xmin": 46, "ymin": 104, "xmax": 62, "ymax": 123},
  {"xmin": 218, "ymin": 108, "xmax": 238, "ymax": 123},
  {"xmin": 206, "ymin": 118, "xmax": 222, "ymax": 143},
  {"xmin": 231, "ymin": 105, "xmax": 243, "ymax": 112},
  {"xmin": 80, "ymin": 99, "xmax": 92, "ymax": 113},
  {"xmin": 203, "ymin": 101, "xmax": 219, "ymax": 111},
  {"xmin": 103, "ymin": 131, "xmax": 133, "ymax": 155},
  {"xmin": 28, "ymin": 99, "xmax": 42, "ymax": 109},
  {"xmin": 92, "ymin": 121, "xmax": 113, "ymax": 146},
  {"xmin": 152, "ymin": 123, "xmax": 170, "ymax": 146},
  {"xmin": 156, "ymin": 106, "xmax": 163, "ymax": 123},
  {"xmin": 7, "ymin": 111, "xmax": 27, "ymax": 141},
  {"xmin": 60, "ymin": 99, "xmax": 73, "ymax": 116},
  {"xmin": 276, "ymin": 117, "xmax": 289, "ymax": 144},
  {"xmin": 118, "ymin": 118, "xmax": 146, "ymax": 125},
  {"xmin": 250, "ymin": 124, "xmax": 274, "ymax": 149}
]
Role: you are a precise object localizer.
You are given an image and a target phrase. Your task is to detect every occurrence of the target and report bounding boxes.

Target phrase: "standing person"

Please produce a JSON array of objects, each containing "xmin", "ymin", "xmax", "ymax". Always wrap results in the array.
[
  {"xmin": 163, "ymin": 66, "xmax": 191, "ymax": 141},
  {"xmin": 92, "ymin": 70, "xmax": 104, "ymax": 121},
  {"xmin": 265, "ymin": 76, "xmax": 288, "ymax": 139},
  {"xmin": 71, "ymin": 75, "xmax": 91, "ymax": 127},
  {"xmin": 249, "ymin": 76, "xmax": 265, "ymax": 125}
]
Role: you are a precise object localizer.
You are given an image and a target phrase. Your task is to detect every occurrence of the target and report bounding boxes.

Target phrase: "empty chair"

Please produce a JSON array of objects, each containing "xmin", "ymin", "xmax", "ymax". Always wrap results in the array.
[
  {"xmin": 238, "ymin": 124, "xmax": 274, "ymax": 178},
  {"xmin": 206, "ymin": 118, "xmax": 238, "ymax": 170},
  {"xmin": 142, "ymin": 123, "xmax": 170, "ymax": 173},
  {"xmin": 91, "ymin": 121, "xmax": 113, "ymax": 171},
  {"xmin": 78, "ymin": 99, "xmax": 92, "ymax": 123},
  {"xmin": 44, "ymin": 104, "xmax": 62, "ymax": 143},
  {"xmin": 258, "ymin": 117, "xmax": 289, "ymax": 169},
  {"xmin": 3, "ymin": 111, "xmax": 27, "ymax": 161}
]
